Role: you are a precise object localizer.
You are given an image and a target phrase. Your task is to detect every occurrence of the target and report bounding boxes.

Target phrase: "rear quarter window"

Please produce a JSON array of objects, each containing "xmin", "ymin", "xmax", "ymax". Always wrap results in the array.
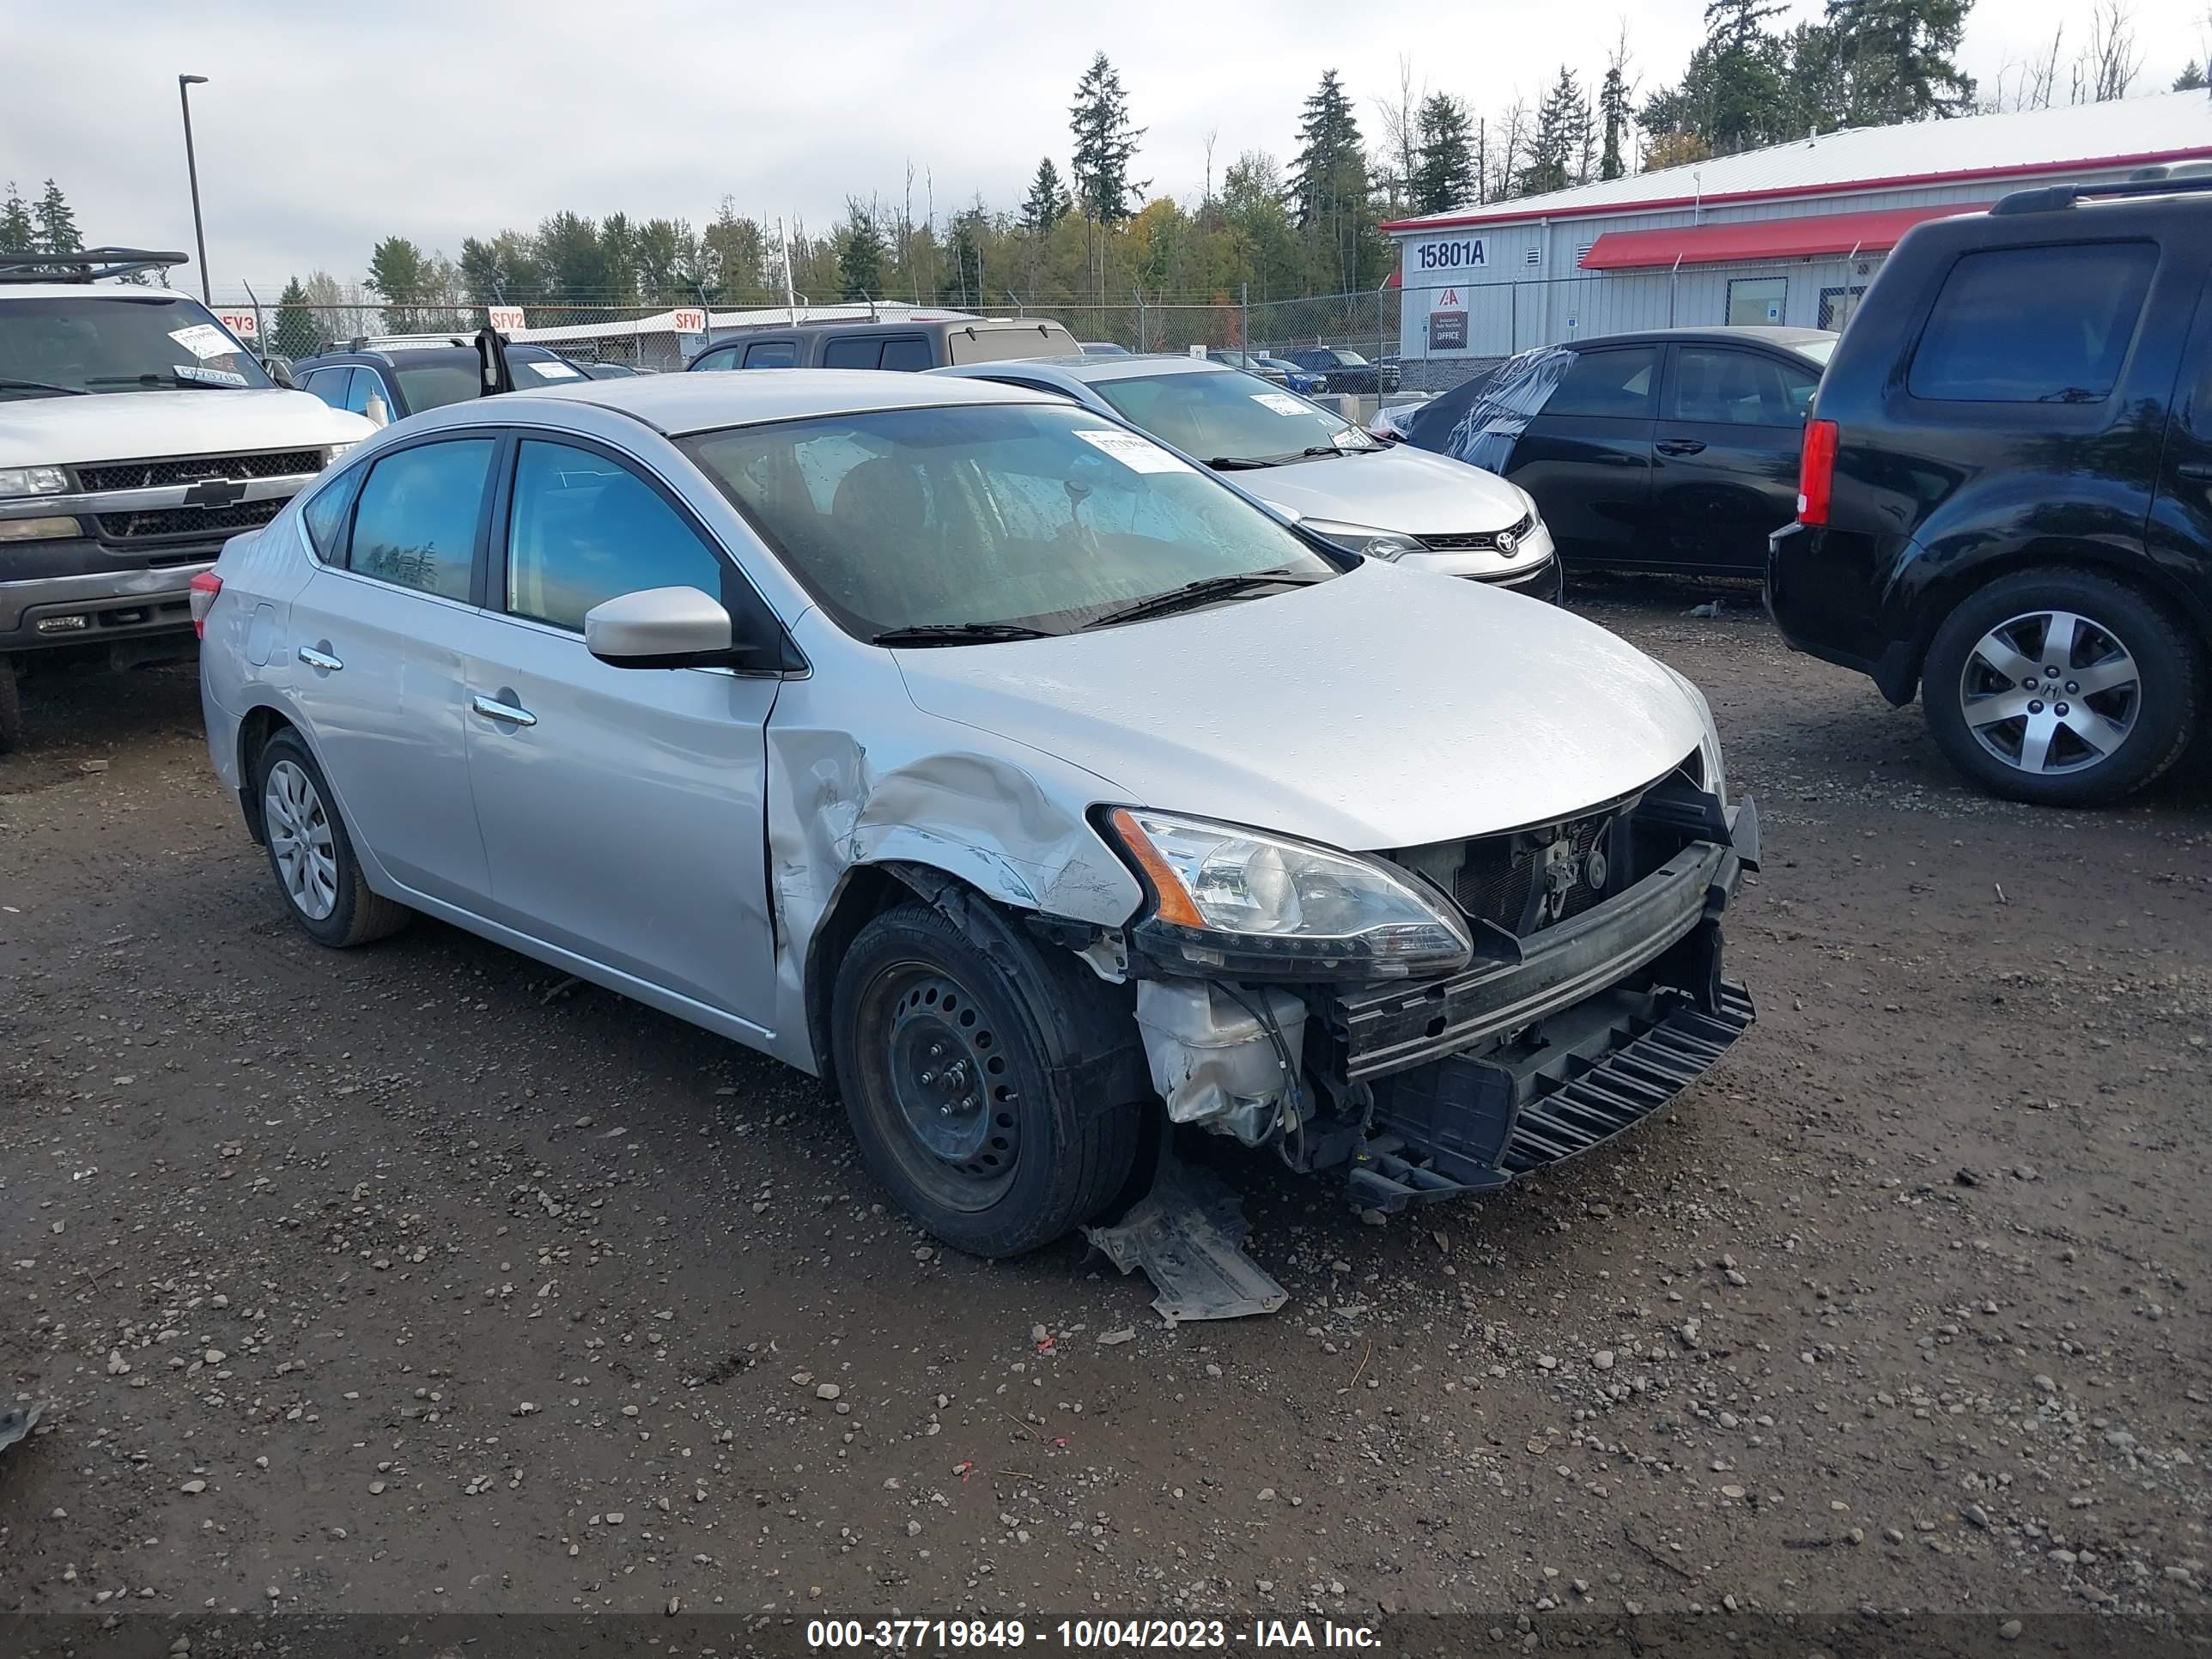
[{"xmin": 1908, "ymin": 241, "xmax": 2157, "ymax": 404}]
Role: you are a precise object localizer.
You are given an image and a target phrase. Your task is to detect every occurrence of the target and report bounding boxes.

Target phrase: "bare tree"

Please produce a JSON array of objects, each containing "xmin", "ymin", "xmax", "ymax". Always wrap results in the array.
[
  {"xmin": 2081, "ymin": 2, "xmax": 2142, "ymax": 102},
  {"xmin": 1373, "ymin": 56, "xmax": 1424, "ymax": 217},
  {"xmin": 1494, "ymin": 98, "xmax": 1530, "ymax": 204}
]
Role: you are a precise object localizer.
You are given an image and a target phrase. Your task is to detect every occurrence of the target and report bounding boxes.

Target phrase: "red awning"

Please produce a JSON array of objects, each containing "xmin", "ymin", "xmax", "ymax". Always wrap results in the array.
[{"xmin": 1578, "ymin": 203, "xmax": 1990, "ymax": 270}]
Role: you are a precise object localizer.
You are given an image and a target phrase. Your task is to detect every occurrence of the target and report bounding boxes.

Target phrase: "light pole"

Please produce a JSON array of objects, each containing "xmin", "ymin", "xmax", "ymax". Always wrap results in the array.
[{"xmin": 177, "ymin": 74, "xmax": 210, "ymax": 302}]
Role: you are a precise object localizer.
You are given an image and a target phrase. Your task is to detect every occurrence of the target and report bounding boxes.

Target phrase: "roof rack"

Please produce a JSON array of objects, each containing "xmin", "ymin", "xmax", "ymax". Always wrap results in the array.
[
  {"xmin": 0, "ymin": 247, "xmax": 190, "ymax": 284},
  {"xmin": 343, "ymin": 334, "xmax": 481, "ymax": 352},
  {"xmin": 1991, "ymin": 170, "xmax": 2212, "ymax": 216}
]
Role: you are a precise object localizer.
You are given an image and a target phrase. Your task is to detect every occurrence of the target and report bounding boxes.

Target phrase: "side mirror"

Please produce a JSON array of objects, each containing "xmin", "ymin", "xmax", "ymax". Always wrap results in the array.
[
  {"xmin": 261, "ymin": 356, "xmax": 295, "ymax": 389},
  {"xmin": 586, "ymin": 585, "xmax": 759, "ymax": 670}
]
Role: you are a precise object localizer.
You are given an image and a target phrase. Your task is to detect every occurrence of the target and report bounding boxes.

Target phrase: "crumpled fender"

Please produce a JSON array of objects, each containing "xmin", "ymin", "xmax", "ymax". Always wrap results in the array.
[{"xmin": 760, "ymin": 701, "xmax": 1145, "ymax": 1074}]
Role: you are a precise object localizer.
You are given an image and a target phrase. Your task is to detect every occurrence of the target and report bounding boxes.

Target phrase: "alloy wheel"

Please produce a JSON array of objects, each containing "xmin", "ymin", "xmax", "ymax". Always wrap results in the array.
[
  {"xmin": 264, "ymin": 758, "xmax": 339, "ymax": 921},
  {"xmin": 1957, "ymin": 608, "xmax": 2141, "ymax": 777}
]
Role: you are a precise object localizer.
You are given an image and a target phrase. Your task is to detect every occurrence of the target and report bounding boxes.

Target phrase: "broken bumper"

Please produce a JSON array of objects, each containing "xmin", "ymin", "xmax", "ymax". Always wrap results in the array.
[{"xmin": 1328, "ymin": 798, "xmax": 1757, "ymax": 1211}]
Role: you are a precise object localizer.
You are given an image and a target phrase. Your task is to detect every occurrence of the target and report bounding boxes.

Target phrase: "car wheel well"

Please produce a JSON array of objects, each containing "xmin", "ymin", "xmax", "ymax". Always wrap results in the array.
[
  {"xmin": 236, "ymin": 706, "xmax": 300, "ymax": 843},
  {"xmin": 804, "ymin": 866, "xmax": 949, "ymax": 1099},
  {"xmin": 1906, "ymin": 541, "xmax": 2210, "ymax": 694}
]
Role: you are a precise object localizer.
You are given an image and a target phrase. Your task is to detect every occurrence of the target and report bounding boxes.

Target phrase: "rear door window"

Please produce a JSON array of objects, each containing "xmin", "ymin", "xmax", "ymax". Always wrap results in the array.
[
  {"xmin": 822, "ymin": 337, "xmax": 884, "ymax": 369},
  {"xmin": 1541, "ymin": 346, "xmax": 1657, "ymax": 418},
  {"xmin": 1667, "ymin": 347, "xmax": 1817, "ymax": 426},
  {"xmin": 1908, "ymin": 242, "xmax": 2157, "ymax": 403},
  {"xmin": 878, "ymin": 336, "xmax": 934, "ymax": 372},
  {"xmin": 347, "ymin": 439, "xmax": 495, "ymax": 601},
  {"xmin": 744, "ymin": 339, "xmax": 799, "ymax": 368}
]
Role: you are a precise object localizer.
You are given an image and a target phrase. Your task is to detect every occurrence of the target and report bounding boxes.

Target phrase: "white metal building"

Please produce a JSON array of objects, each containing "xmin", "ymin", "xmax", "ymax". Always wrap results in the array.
[{"xmin": 1384, "ymin": 91, "xmax": 2212, "ymax": 370}]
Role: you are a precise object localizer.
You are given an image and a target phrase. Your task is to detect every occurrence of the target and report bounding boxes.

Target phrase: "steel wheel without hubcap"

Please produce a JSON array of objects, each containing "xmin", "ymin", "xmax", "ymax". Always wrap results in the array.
[
  {"xmin": 264, "ymin": 757, "xmax": 339, "ymax": 921},
  {"xmin": 865, "ymin": 963, "xmax": 1021, "ymax": 1212},
  {"xmin": 1958, "ymin": 608, "xmax": 2140, "ymax": 778}
]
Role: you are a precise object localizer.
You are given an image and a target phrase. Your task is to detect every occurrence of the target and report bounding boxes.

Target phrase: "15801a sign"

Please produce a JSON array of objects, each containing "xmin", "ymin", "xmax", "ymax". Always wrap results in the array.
[{"xmin": 1413, "ymin": 237, "xmax": 1489, "ymax": 271}]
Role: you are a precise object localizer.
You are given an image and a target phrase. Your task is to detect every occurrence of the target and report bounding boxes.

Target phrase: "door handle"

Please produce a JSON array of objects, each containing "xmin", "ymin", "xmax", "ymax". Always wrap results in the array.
[
  {"xmin": 1656, "ymin": 438, "xmax": 1708, "ymax": 457},
  {"xmin": 471, "ymin": 693, "xmax": 537, "ymax": 728},
  {"xmin": 296, "ymin": 644, "xmax": 343, "ymax": 672},
  {"xmin": 2179, "ymin": 461, "xmax": 2212, "ymax": 481}
]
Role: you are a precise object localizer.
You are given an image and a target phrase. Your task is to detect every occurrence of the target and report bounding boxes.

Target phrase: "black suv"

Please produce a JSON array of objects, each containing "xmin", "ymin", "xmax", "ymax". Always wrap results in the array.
[
  {"xmin": 1769, "ymin": 174, "xmax": 2212, "ymax": 806},
  {"xmin": 293, "ymin": 337, "xmax": 587, "ymax": 424}
]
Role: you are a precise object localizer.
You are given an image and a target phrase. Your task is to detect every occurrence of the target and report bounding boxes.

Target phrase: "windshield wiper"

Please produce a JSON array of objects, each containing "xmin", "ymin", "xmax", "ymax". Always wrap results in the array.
[
  {"xmin": 2035, "ymin": 386, "xmax": 2103, "ymax": 404},
  {"xmin": 1079, "ymin": 569, "xmax": 1326, "ymax": 630},
  {"xmin": 0, "ymin": 377, "xmax": 90, "ymax": 396},
  {"xmin": 1206, "ymin": 454, "xmax": 1279, "ymax": 470},
  {"xmin": 87, "ymin": 372, "xmax": 245, "ymax": 391},
  {"xmin": 871, "ymin": 622, "xmax": 1060, "ymax": 647}
]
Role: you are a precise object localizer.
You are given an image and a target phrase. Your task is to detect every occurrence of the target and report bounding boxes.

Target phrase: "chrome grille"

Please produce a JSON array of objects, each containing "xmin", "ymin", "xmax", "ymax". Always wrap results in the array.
[
  {"xmin": 76, "ymin": 449, "xmax": 325, "ymax": 493},
  {"xmin": 1419, "ymin": 512, "xmax": 1536, "ymax": 554}
]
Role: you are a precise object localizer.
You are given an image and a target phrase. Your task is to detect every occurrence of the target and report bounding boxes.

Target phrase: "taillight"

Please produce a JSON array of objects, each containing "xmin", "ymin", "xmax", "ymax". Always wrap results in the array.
[
  {"xmin": 1797, "ymin": 418, "xmax": 1838, "ymax": 526},
  {"xmin": 188, "ymin": 570, "xmax": 223, "ymax": 639}
]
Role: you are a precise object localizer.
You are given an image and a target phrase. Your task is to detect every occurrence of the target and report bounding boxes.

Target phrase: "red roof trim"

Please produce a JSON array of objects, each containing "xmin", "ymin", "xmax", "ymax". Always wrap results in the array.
[
  {"xmin": 1380, "ymin": 144, "xmax": 2212, "ymax": 234},
  {"xmin": 1578, "ymin": 201, "xmax": 1990, "ymax": 270}
]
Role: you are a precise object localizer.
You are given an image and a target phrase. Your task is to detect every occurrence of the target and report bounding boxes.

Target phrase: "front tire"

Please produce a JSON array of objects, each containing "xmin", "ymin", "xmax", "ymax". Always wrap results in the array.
[
  {"xmin": 0, "ymin": 655, "xmax": 21, "ymax": 756},
  {"xmin": 254, "ymin": 731, "xmax": 411, "ymax": 946},
  {"xmin": 830, "ymin": 901, "xmax": 1142, "ymax": 1259},
  {"xmin": 1922, "ymin": 568, "xmax": 2201, "ymax": 807}
]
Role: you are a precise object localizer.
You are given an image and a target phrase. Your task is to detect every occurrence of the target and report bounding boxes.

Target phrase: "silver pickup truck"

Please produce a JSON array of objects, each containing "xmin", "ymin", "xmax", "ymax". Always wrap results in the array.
[{"xmin": 0, "ymin": 248, "xmax": 372, "ymax": 750}]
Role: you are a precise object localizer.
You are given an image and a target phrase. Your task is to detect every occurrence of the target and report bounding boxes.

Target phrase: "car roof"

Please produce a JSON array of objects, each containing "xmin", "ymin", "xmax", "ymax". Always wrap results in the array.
[
  {"xmin": 298, "ymin": 342, "xmax": 565, "ymax": 368},
  {"xmin": 435, "ymin": 365, "xmax": 1056, "ymax": 435},
  {"xmin": 0, "ymin": 284, "xmax": 210, "ymax": 304},
  {"xmin": 944, "ymin": 352, "xmax": 1243, "ymax": 387},
  {"xmin": 1566, "ymin": 325, "xmax": 1836, "ymax": 352}
]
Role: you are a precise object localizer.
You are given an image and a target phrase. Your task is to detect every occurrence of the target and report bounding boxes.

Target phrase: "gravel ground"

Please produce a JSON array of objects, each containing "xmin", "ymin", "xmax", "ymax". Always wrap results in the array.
[{"xmin": 2, "ymin": 582, "xmax": 2209, "ymax": 1648}]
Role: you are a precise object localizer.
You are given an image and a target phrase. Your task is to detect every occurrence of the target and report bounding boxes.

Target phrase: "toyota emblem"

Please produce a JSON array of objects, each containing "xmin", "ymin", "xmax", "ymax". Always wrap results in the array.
[{"xmin": 1496, "ymin": 530, "xmax": 1518, "ymax": 558}]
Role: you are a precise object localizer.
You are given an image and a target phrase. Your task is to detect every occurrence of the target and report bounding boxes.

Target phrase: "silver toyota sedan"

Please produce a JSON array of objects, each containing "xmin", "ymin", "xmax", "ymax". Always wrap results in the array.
[
  {"xmin": 931, "ymin": 354, "xmax": 1560, "ymax": 599},
  {"xmin": 197, "ymin": 370, "xmax": 1756, "ymax": 1267}
]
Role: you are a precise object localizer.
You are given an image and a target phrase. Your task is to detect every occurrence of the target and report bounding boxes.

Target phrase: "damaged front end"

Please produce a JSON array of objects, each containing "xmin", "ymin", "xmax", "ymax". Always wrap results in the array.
[{"xmin": 1109, "ymin": 755, "xmax": 1759, "ymax": 1216}]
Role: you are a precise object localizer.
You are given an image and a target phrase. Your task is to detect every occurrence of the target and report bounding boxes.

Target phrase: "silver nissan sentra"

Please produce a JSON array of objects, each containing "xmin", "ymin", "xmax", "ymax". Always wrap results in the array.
[{"xmin": 197, "ymin": 368, "xmax": 1757, "ymax": 1274}]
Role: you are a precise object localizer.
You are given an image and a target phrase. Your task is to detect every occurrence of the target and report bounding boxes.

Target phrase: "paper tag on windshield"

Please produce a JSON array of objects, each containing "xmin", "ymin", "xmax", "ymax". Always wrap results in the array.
[
  {"xmin": 173, "ymin": 363, "xmax": 248, "ymax": 387},
  {"xmin": 1252, "ymin": 391, "xmax": 1310, "ymax": 416},
  {"xmin": 527, "ymin": 360, "xmax": 582, "ymax": 379},
  {"xmin": 1072, "ymin": 428, "xmax": 1190, "ymax": 473},
  {"xmin": 167, "ymin": 323, "xmax": 234, "ymax": 360}
]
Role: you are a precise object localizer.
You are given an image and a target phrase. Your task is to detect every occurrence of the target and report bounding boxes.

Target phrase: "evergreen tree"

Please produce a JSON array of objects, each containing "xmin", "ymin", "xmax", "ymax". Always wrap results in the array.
[
  {"xmin": 1823, "ymin": 0, "xmax": 1975, "ymax": 125},
  {"xmin": 702, "ymin": 200, "xmax": 765, "ymax": 302},
  {"xmin": 1411, "ymin": 94, "xmax": 1476, "ymax": 215},
  {"xmin": 1288, "ymin": 70, "xmax": 1377, "ymax": 292},
  {"xmin": 33, "ymin": 179, "xmax": 82, "ymax": 256},
  {"xmin": 2179, "ymin": 59, "xmax": 2209, "ymax": 91},
  {"xmin": 1519, "ymin": 68, "xmax": 1588, "ymax": 197},
  {"xmin": 0, "ymin": 183, "xmax": 32, "ymax": 252},
  {"xmin": 272, "ymin": 276, "xmax": 319, "ymax": 359},
  {"xmin": 365, "ymin": 235, "xmax": 433, "ymax": 330},
  {"xmin": 836, "ymin": 200, "xmax": 886, "ymax": 301},
  {"xmin": 534, "ymin": 212, "xmax": 610, "ymax": 303},
  {"xmin": 1069, "ymin": 54, "xmax": 1145, "ymax": 228},
  {"xmin": 1599, "ymin": 66, "xmax": 1632, "ymax": 180},
  {"xmin": 1020, "ymin": 159, "xmax": 1070, "ymax": 234}
]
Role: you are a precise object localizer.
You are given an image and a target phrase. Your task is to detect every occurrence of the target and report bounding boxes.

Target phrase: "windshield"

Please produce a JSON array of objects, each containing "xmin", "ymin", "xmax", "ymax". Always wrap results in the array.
[
  {"xmin": 392, "ymin": 350, "xmax": 580, "ymax": 413},
  {"xmin": 682, "ymin": 402, "xmax": 1340, "ymax": 638},
  {"xmin": 0, "ymin": 294, "xmax": 273, "ymax": 398},
  {"xmin": 1090, "ymin": 368, "xmax": 1380, "ymax": 466}
]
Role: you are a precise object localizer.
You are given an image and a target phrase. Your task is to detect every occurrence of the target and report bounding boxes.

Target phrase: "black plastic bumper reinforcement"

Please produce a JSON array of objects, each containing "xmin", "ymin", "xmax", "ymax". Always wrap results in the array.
[{"xmin": 1345, "ymin": 975, "xmax": 1755, "ymax": 1213}]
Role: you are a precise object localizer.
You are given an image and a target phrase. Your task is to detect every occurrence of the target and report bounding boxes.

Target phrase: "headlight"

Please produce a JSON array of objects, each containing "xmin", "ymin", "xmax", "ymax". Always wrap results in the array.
[
  {"xmin": 1105, "ymin": 807, "xmax": 1471, "ymax": 981},
  {"xmin": 0, "ymin": 465, "xmax": 68, "ymax": 498},
  {"xmin": 1662, "ymin": 665, "xmax": 1728, "ymax": 805},
  {"xmin": 325, "ymin": 441, "xmax": 360, "ymax": 465},
  {"xmin": 1301, "ymin": 519, "xmax": 1424, "ymax": 562}
]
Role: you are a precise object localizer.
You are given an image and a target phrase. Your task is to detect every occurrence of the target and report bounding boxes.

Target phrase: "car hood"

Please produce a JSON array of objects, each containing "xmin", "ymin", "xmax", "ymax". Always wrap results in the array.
[
  {"xmin": 0, "ymin": 389, "xmax": 374, "ymax": 466},
  {"xmin": 1240, "ymin": 442, "xmax": 1524, "ymax": 536},
  {"xmin": 892, "ymin": 562, "xmax": 1705, "ymax": 852}
]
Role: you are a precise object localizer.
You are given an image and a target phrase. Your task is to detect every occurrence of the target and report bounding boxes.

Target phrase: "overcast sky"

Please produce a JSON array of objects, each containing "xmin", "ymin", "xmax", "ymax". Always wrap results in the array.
[{"xmin": 5, "ymin": 0, "xmax": 2208, "ymax": 300}]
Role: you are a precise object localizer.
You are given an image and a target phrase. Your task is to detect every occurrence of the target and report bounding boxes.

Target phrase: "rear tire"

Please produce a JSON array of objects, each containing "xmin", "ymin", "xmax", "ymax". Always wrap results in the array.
[
  {"xmin": 254, "ymin": 730, "xmax": 411, "ymax": 946},
  {"xmin": 831, "ymin": 901, "xmax": 1142, "ymax": 1259},
  {"xmin": 1922, "ymin": 568, "xmax": 2201, "ymax": 807}
]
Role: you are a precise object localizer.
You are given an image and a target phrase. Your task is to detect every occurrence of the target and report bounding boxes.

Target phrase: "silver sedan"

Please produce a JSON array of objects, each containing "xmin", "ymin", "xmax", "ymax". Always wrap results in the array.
[{"xmin": 198, "ymin": 369, "xmax": 1753, "ymax": 1263}]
